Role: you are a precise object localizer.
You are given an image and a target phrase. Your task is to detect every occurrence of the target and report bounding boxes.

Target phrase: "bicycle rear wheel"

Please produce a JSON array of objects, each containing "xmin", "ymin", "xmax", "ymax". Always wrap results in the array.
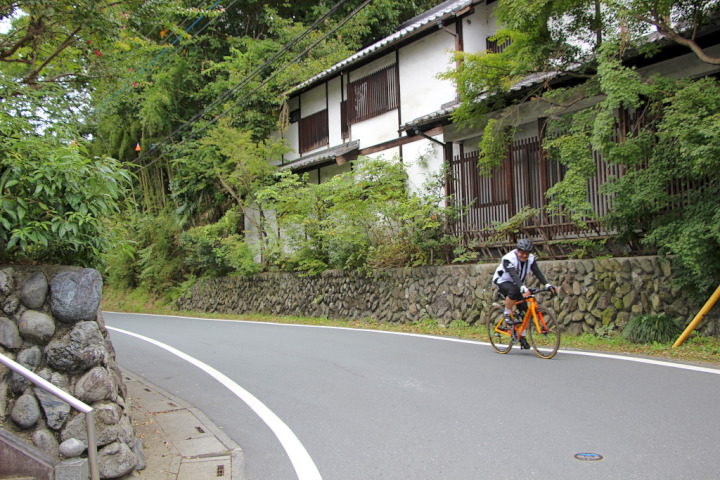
[
  {"xmin": 528, "ymin": 306, "xmax": 560, "ymax": 359},
  {"xmin": 487, "ymin": 305, "xmax": 513, "ymax": 354}
]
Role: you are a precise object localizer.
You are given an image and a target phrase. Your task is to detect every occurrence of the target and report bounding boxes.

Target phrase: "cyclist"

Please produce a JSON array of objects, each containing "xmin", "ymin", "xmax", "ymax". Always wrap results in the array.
[{"xmin": 492, "ymin": 238, "xmax": 557, "ymax": 349}]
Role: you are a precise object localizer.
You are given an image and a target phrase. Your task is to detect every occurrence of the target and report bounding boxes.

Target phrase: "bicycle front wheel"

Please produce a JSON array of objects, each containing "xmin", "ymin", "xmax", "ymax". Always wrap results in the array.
[
  {"xmin": 487, "ymin": 305, "xmax": 513, "ymax": 354},
  {"xmin": 528, "ymin": 306, "xmax": 560, "ymax": 359}
]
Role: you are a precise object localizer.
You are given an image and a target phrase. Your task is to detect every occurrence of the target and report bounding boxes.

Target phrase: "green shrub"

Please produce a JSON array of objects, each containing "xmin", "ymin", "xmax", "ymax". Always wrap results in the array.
[
  {"xmin": 102, "ymin": 209, "xmax": 186, "ymax": 296},
  {"xmin": 622, "ymin": 313, "xmax": 683, "ymax": 344},
  {"xmin": 253, "ymin": 157, "xmax": 458, "ymax": 273},
  {"xmin": 222, "ymin": 235, "xmax": 260, "ymax": 278},
  {"xmin": 1, "ymin": 134, "xmax": 131, "ymax": 266}
]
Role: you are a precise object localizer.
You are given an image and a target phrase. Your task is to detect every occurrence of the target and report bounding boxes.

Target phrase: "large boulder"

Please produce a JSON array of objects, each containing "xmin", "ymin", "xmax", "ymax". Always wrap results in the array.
[
  {"xmin": 50, "ymin": 269, "xmax": 102, "ymax": 324},
  {"xmin": 61, "ymin": 409, "xmax": 134, "ymax": 447},
  {"xmin": 18, "ymin": 310, "xmax": 56, "ymax": 344},
  {"xmin": 11, "ymin": 346, "xmax": 42, "ymax": 393},
  {"xmin": 11, "ymin": 391, "xmax": 42, "ymax": 429},
  {"xmin": 0, "ymin": 267, "xmax": 15, "ymax": 296},
  {"xmin": 45, "ymin": 321, "xmax": 107, "ymax": 373},
  {"xmin": 35, "ymin": 369, "xmax": 72, "ymax": 430},
  {"xmin": 20, "ymin": 271, "xmax": 49, "ymax": 309},
  {"xmin": 74, "ymin": 367, "xmax": 115, "ymax": 404},
  {"xmin": 0, "ymin": 316, "xmax": 21, "ymax": 349},
  {"xmin": 98, "ymin": 441, "xmax": 137, "ymax": 479}
]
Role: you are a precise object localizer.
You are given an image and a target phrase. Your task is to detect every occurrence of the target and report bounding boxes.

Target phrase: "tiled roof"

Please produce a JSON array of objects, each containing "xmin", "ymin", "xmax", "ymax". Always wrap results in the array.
[
  {"xmin": 280, "ymin": 140, "xmax": 360, "ymax": 171},
  {"xmin": 293, "ymin": 0, "xmax": 476, "ymax": 92}
]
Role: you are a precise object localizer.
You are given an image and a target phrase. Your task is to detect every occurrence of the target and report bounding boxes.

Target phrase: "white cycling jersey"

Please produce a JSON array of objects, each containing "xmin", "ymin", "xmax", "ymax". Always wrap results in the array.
[{"xmin": 492, "ymin": 249, "xmax": 538, "ymax": 286}]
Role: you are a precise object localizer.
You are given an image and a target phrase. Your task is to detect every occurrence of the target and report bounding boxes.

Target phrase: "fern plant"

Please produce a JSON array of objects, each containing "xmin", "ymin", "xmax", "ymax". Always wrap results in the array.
[{"xmin": 622, "ymin": 313, "xmax": 683, "ymax": 344}]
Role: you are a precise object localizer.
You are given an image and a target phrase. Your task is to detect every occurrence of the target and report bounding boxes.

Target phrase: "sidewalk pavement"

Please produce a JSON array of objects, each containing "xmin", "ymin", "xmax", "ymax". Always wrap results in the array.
[{"xmin": 119, "ymin": 370, "xmax": 244, "ymax": 480}]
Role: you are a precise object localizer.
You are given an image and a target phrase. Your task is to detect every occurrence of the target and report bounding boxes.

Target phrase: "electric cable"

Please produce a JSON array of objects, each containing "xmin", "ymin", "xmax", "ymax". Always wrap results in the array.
[
  {"xmin": 91, "ymin": 0, "xmax": 229, "ymax": 116},
  {"xmin": 181, "ymin": 0, "xmax": 373, "ymax": 145},
  {"xmin": 133, "ymin": 0, "xmax": 362, "ymax": 167}
]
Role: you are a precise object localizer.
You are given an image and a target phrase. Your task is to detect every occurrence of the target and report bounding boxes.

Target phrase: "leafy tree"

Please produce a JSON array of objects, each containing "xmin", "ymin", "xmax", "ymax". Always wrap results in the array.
[
  {"xmin": 0, "ymin": 125, "xmax": 131, "ymax": 265},
  {"xmin": 1, "ymin": 1, "xmax": 138, "ymax": 266},
  {"xmin": 254, "ymin": 157, "xmax": 456, "ymax": 274},
  {"xmin": 442, "ymin": 0, "xmax": 720, "ymax": 297}
]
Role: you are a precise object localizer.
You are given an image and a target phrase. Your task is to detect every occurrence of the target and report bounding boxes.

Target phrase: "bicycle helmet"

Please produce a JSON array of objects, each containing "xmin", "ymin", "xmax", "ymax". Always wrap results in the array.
[{"xmin": 516, "ymin": 238, "xmax": 533, "ymax": 252}]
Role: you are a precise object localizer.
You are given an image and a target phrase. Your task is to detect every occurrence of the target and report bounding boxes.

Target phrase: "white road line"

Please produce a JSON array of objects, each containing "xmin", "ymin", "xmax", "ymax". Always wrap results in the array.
[
  {"xmin": 107, "ymin": 326, "xmax": 322, "ymax": 480},
  {"xmin": 105, "ymin": 311, "xmax": 720, "ymax": 376}
]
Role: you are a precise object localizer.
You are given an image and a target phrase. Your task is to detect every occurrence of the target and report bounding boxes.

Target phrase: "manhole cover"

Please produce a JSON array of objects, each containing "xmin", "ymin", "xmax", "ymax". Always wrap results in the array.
[{"xmin": 575, "ymin": 452, "xmax": 603, "ymax": 461}]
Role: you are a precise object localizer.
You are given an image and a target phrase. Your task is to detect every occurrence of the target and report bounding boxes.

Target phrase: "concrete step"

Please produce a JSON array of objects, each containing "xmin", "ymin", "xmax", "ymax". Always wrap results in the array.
[{"xmin": 0, "ymin": 429, "xmax": 55, "ymax": 480}]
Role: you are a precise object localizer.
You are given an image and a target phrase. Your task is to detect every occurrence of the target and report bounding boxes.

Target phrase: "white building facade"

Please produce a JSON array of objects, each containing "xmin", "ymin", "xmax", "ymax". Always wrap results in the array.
[
  {"xmin": 258, "ymin": 0, "xmax": 720, "ymax": 255},
  {"xmin": 276, "ymin": 0, "xmax": 497, "ymax": 192}
]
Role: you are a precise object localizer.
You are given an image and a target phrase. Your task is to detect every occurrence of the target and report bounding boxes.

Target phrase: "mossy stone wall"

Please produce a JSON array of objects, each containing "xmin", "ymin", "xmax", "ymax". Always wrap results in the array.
[{"xmin": 176, "ymin": 256, "xmax": 718, "ymax": 336}]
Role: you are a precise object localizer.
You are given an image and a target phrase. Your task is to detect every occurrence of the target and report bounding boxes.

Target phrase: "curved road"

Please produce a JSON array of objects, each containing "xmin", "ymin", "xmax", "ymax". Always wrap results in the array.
[{"xmin": 104, "ymin": 312, "xmax": 720, "ymax": 480}]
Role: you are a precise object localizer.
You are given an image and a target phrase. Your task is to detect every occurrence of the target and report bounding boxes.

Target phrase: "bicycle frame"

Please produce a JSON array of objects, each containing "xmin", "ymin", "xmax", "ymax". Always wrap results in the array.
[
  {"xmin": 494, "ymin": 293, "xmax": 549, "ymax": 339},
  {"xmin": 487, "ymin": 288, "xmax": 560, "ymax": 358}
]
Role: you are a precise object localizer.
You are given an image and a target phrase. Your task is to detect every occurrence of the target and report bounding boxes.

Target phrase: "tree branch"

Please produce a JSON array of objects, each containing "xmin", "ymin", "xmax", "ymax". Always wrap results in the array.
[
  {"xmin": 0, "ymin": 25, "xmax": 41, "ymax": 60},
  {"xmin": 659, "ymin": 28, "xmax": 720, "ymax": 65},
  {"xmin": 626, "ymin": 8, "xmax": 720, "ymax": 65},
  {"xmin": 22, "ymin": 24, "xmax": 83, "ymax": 85}
]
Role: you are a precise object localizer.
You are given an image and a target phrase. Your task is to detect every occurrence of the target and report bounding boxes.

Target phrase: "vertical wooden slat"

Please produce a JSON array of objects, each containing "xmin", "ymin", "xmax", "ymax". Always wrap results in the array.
[
  {"xmin": 299, "ymin": 109, "xmax": 328, "ymax": 153},
  {"xmin": 347, "ymin": 64, "xmax": 399, "ymax": 125},
  {"xmin": 506, "ymin": 144, "xmax": 515, "ymax": 219}
]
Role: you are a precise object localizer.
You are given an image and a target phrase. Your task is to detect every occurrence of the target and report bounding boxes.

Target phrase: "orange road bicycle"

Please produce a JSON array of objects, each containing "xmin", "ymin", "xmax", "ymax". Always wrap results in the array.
[{"xmin": 486, "ymin": 288, "xmax": 560, "ymax": 359}]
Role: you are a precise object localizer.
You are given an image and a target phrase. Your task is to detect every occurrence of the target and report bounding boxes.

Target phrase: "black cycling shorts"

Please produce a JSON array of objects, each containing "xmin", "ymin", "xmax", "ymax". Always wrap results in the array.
[{"xmin": 497, "ymin": 281, "xmax": 523, "ymax": 301}]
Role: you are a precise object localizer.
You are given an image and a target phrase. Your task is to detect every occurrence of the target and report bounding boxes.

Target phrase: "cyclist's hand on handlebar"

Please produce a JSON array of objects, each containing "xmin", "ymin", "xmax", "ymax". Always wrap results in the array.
[
  {"xmin": 545, "ymin": 283, "xmax": 558, "ymax": 295},
  {"xmin": 521, "ymin": 285, "xmax": 531, "ymax": 298}
]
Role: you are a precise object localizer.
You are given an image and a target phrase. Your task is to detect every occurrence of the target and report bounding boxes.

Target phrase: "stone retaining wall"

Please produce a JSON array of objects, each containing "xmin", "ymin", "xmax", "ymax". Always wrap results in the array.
[
  {"xmin": 177, "ymin": 256, "xmax": 719, "ymax": 336},
  {"xmin": 0, "ymin": 266, "xmax": 143, "ymax": 479}
]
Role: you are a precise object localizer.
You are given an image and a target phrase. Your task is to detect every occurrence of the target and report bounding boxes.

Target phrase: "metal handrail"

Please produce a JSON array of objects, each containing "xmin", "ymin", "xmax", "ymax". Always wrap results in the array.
[{"xmin": 0, "ymin": 353, "xmax": 99, "ymax": 480}]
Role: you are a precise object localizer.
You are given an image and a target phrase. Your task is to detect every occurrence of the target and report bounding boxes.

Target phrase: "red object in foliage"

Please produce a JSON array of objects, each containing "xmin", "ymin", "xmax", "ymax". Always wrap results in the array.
[
  {"xmin": 133, "ymin": 82, "xmax": 137, "ymax": 88},
  {"xmin": 135, "ymin": 143, "xmax": 141, "ymax": 152},
  {"xmin": 94, "ymin": 50, "xmax": 102, "ymax": 57}
]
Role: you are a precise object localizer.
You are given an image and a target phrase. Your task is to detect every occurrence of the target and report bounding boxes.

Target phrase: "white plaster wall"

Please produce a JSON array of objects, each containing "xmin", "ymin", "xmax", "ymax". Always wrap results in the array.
[
  {"xmin": 461, "ymin": 136, "xmax": 482, "ymax": 155},
  {"xmin": 301, "ymin": 84, "xmax": 327, "ymax": 116},
  {"xmin": 463, "ymin": 2, "xmax": 497, "ymax": 54},
  {"xmin": 283, "ymin": 95, "xmax": 301, "ymax": 162},
  {"xmin": 360, "ymin": 147, "xmax": 401, "ymax": 164},
  {"xmin": 283, "ymin": 122, "xmax": 300, "ymax": 162},
  {"xmin": 350, "ymin": 110, "xmax": 399, "ymax": 145},
  {"xmin": 402, "ymin": 136, "xmax": 445, "ymax": 195},
  {"xmin": 399, "ymin": 29, "xmax": 456, "ymax": 124},
  {"xmin": 327, "ymin": 76, "xmax": 344, "ymax": 147}
]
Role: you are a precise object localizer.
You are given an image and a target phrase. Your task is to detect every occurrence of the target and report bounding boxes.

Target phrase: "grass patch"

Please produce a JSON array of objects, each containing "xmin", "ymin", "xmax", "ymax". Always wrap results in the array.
[
  {"xmin": 102, "ymin": 286, "xmax": 720, "ymax": 367},
  {"xmin": 623, "ymin": 313, "xmax": 683, "ymax": 344}
]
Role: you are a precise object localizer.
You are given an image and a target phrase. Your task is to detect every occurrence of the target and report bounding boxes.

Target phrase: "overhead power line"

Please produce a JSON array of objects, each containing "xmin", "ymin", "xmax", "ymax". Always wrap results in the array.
[
  {"xmin": 91, "ymin": 0, "xmax": 230, "ymax": 117},
  {"xmin": 181, "ymin": 0, "xmax": 374, "ymax": 144},
  {"xmin": 136, "ymin": 0, "xmax": 368, "ymax": 168}
]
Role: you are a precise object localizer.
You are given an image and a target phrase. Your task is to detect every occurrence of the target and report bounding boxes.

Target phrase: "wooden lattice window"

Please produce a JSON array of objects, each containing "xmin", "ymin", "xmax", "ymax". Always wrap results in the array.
[
  {"xmin": 340, "ymin": 100, "xmax": 349, "ymax": 140},
  {"xmin": 486, "ymin": 36, "xmax": 512, "ymax": 54},
  {"xmin": 299, "ymin": 109, "xmax": 329, "ymax": 154},
  {"xmin": 347, "ymin": 64, "xmax": 399, "ymax": 125}
]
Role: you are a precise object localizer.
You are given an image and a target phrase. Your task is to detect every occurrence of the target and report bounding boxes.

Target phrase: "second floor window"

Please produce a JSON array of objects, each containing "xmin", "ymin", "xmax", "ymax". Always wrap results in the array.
[
  {"xmin": 486, "ymin": 36, "xmax": 512, "ymax": 54},
  {"xmin": 299, "ymin": 109, "xmax": 329, "ymax": 154},
  {"xmin": 347, "ymin": 64, "xmax": 399, "ymax": 124}
]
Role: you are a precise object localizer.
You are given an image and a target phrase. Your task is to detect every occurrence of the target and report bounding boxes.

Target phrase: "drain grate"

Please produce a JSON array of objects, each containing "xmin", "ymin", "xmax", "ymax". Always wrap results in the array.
[{"xmin": 216, "ymin": 464, "xmax": 225, "ymax": 477}]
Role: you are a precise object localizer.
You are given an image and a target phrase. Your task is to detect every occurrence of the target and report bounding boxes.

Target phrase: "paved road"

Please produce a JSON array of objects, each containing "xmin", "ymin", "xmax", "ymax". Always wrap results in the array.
[{"xmin": 104, "ymin": 312, "xmax": 720, "ymax": 480}]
